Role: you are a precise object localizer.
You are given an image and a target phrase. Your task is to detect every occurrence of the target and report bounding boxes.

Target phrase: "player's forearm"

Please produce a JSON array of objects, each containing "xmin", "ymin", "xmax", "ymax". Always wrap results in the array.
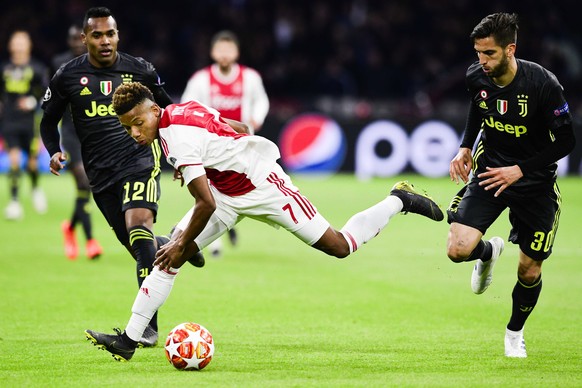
[
  {"xmin": 176, "ymin": 202, "xmax": 215, "ymax": 250},
  {"xmin": 224, "ymin": 118, "xmax": 250, "ymax": 134},
  {"xmin": 40, "ymin": 112, "xmax": 62, "ymax": 156}
]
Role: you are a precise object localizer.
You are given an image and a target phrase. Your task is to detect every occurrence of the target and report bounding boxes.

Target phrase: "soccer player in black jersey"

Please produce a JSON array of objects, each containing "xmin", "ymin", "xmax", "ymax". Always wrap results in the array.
[
  {"xmin": 1, "ymin": 30, "xmax": 49, "ymax": 220},
  {"xmin": 447, "ymin": 13, "xmax": 576, "ymax": 358},
  {"xmin": 51, "ymin": 25, "xmax": 103, "ymax": 260},
  {"xmin": 40, "ymin": 7, "xmax": 196, "ymax": 347}
]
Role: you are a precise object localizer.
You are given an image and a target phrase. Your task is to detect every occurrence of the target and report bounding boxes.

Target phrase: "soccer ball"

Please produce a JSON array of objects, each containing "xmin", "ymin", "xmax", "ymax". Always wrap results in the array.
[{"xmin": 165, "ymin": 322, "xmax": 214, "ymax": 370}]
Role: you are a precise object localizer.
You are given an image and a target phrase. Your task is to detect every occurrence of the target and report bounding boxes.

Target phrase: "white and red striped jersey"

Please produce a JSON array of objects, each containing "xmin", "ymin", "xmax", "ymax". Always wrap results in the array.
[
  {"xmin": 180, "ymin": 63, "xmax": 269, "ymax": 132},
  {"xmin": 159, "ymin": 100, "xmax": 280, "ymax": 196}
]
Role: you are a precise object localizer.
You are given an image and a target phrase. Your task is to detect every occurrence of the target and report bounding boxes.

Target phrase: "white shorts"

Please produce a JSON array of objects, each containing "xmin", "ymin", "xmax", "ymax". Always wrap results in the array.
[{"xmin": 176, "ymin": 163, "xmax": 331, "ymax": 250}]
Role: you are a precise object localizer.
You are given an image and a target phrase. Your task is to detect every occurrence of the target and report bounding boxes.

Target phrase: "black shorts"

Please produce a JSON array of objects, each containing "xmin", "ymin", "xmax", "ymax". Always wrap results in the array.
[
  {"xmin": 3, "ymin": 127, "xmax": 35, "ymax": 155},
  {"xmin": 93, "ymin": 169, "xmax": 161, "ymax": 246},
  {"xmin": 447, "ymin": 179, "xmax": 562, "ymax": 261}
]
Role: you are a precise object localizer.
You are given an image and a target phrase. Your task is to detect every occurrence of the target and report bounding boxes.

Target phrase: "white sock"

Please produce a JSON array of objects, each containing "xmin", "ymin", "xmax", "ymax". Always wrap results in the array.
[
  {"xmin": 125, "ymin": 267, "xmax": 180, "ymax": 342},
  {"xmin": 340, "ymin": 196, "xmax": 403, "ymax": 253}
]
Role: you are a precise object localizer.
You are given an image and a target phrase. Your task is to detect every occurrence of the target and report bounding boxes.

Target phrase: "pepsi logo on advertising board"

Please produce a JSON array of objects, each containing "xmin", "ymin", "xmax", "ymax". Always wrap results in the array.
[{"xmin": 279, "ymin": 113, "xmax": 346, "ymax": 174}]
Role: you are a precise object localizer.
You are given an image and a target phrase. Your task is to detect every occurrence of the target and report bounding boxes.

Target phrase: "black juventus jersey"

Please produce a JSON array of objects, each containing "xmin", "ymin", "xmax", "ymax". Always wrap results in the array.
[
  {"xmin": 41, "ymin": 52, "xmax": 171, "ymax": 192},
  {"xmin": 0, "ymin": 58, "xmax": 48, "ymax": 129},
  {"xmin": 465, "ymin": 59, "xmax": 572, "ymax": 189}
]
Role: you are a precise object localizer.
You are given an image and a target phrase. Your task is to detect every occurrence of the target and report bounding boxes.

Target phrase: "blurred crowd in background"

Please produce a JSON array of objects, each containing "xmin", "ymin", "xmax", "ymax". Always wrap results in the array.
[{"xmin": 1, "ymin": 0, "xmax": 581, "ymax": 119}]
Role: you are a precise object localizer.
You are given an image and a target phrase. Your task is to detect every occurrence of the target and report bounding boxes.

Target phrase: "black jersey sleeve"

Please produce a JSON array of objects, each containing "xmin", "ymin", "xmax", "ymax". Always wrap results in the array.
[
  {"xmin": 40, "ymin": 110, "xmax": 63, "ymax": 156},
  {"xmin": 40, "ymin": 70, "xmax": 69, "ymax": 156},
  {"xmin": 152, "ymin": 86, "xmax": 173, "ymax": 107},
  {"xmin": 136, "ymin": 56, "xmax": 173, "ymax": 107},
  {"xmin": 460, "ymin": 101, "xmax": 482, "ymax": 149},
  {"xmin": 517, "ymin": 122, "xmax": 576, "ymax": 174},
  {"xmin": 540, "ymin": 74, "xmax": 572, "ymax": 130},
  {"xmin": 31, "ymin": 60, "xmax": 50, "ymax": 101},
  {"xmin": 516, "ymin": 68, "xmax": 575, "ymax": 174}
]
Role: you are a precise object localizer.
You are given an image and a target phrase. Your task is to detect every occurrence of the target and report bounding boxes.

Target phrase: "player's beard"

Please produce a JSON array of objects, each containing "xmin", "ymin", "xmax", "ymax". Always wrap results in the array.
[{"xmin": 486, "ymin": 53, "xmax": 510, "ymax": 79}]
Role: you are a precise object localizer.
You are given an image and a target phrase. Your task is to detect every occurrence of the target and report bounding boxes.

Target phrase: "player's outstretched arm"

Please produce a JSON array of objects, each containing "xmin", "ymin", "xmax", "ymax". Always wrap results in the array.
[{"xmin": 155, "ymin": 175, "xmax": 216, "ymax": 270}]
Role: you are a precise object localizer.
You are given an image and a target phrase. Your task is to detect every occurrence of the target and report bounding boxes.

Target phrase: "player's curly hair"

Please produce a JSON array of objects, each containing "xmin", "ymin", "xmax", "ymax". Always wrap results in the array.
[{"xmin": 112, "ymin": 82, "xmax": 154, "ymax": 115}]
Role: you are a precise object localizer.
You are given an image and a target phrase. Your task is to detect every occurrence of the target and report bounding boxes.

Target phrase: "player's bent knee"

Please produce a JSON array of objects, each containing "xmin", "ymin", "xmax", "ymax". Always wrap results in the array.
[
  {"xmin": 312, "ymin": 236, "xmax": 350, "ymax": 259},
  {"xmin": 446, "ymin": 245, "xmax": 467, "ymax": 263},
  {"xmin": 332, "ymin": 247, "xmax": 350, "ymax": 259}
]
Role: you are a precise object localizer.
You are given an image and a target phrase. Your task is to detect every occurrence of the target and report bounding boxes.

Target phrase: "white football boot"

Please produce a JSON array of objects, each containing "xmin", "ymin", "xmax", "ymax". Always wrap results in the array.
[
  {"xmin": 32, "ymin": 188, "xmax": 48, "ymax": 214},
  {"xmin": 505, "ymin": 328, "xmax": 527, "ymax": 358},
  {"xmin": 471, "ymin": 237, "xmax": 504, "ymax": 294},
  {"xmin": 5, "ymin": 200, "xmax": 23, "ymax": 220}
]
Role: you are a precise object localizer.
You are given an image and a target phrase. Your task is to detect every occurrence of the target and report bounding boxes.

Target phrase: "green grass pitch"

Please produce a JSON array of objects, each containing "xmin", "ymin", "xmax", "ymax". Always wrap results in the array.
[{"xmin": 1, "ymin": 173, "xmax": 581, "ymax": 387}]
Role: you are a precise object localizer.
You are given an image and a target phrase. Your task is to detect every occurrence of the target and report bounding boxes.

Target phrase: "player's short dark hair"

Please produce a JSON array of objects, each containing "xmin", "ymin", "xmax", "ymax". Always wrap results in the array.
[
  {"xmin": 112, "ymin": 82, "xmax": 154, "ymax": 115},
  {"xmin": 470, "ymin": 12, "xmax": 518, "ymax": 48},
  {"xmin": 83, "ymin": 7, "xmax": 115, "ymax": 31},
  {"xmin": 210, "ymin": 30, "xmax": 239, "ymax": 48}
]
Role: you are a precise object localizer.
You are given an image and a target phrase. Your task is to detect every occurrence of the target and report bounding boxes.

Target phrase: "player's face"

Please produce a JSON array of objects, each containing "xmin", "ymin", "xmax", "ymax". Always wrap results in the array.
[
  {"xmin": 9, "ymin": 31, "xmax": 32, "ymax": 59},
  {"xmin": 118, "ymin": 101, "xmax": 161, "ymax": 146},
  {"xmin": 211, "ymin": 40, "xmax": 239, "ymax": 69},
  {"xmin": 68, "ymin": 27, "xmax": 86, "ymax": 56},
  {"xmin": 474, "ymin": 36, "xmax": 513, "ymax": 80},
  {"xmin": 82, "ymin": 16, "xmax": 119, "ymax": 68}
]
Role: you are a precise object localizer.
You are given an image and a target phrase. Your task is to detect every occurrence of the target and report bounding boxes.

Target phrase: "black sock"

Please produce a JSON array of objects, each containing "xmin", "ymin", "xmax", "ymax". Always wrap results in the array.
[
  {"xmin": 466, "ymin": 240, "xmax": 493, "ymax": 262},
  {"xmin": 507, "ymin": 275, "xmax": 542, "ymax": 331},
  {"xmin": 28, "ymin": 167, "xmax": 39, "ymax": 189},
  {"xmin": 8, "ymin": 168, "xmax": 20, "ymax": 199},
  {"xmin": 128, "ymin": 225, "xmax": 159, "ymax": 331},
  {"xmin": 121, "ymin": 331, "xmax": 138, "ymax": 347},
  {"xmin": 73, "ymin": 191, "xmax": 92, "ymax": 239}
]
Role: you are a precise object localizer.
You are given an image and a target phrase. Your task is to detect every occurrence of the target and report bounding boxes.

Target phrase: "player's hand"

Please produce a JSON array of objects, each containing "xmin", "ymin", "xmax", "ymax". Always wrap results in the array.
[
  {"xmin": 154, "ymin": 239, "xmax": 185, "ymax": 270},
  {"xmin": 49, "ymin": 152, "xmax": 67, "ymax": 176},
  {"xmin": 449, "ymin": 148, "xmax": 473, "ymax": 184},
  {"xmin": 173, "ymin": 169, "xmax": 184, "ymax": 187},
  {"xmin": 478, "ymin": 165, "xmax": 523, "ymax": 197}
]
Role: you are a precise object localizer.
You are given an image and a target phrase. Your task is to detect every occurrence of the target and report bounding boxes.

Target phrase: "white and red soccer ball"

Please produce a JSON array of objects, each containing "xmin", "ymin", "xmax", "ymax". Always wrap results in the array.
[{"xmin": 164, "ymin": 322, "xmax": 214, "ymax": 370}]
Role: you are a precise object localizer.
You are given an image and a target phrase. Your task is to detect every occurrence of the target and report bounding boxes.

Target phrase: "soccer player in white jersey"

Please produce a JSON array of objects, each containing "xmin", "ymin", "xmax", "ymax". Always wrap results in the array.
[
  {"xmin": 85, "ymin": 82, "xmax": 443, "ymax": 362},
  {"xmin": 181, "ymin": 30, "xmax": 269, "ymax": 133},
  {"xmin": 180, "ymin": 30, "xmax": 270, "ymax": 256}
]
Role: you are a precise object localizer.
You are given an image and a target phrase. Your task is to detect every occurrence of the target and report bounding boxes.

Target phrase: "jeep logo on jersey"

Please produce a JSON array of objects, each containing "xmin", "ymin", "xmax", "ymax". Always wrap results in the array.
[
  {"xmin": 496, "ymin": 99, "xmax": 508, "ymax": 115},
  {"xmin": 483, "ymin": 116, "xmax": 527, "ymax": 137},
  {"xmin": 85, "ymin": 101, "xmax": 115, "ymax": 117},
  {"xmin": 100, "ymin": 81, "xmax": 113, "ymax": 96}
]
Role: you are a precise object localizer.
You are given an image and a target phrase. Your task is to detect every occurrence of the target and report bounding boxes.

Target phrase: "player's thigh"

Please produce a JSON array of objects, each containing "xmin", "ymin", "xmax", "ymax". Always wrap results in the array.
[
  {"xmin": 243, "ymin": 166, "xmax": 330, "ymax": 245},
  {"xmin": 508, "ymin": 185, "xmax": 561, "ymax": 261},
  {"xmin": 93, "ymin": 184, "xmax": 129, "ymax": 245},
  {"xmin": 4, "ymin": 125, "xmax": 32, "ymax": 153},
  {"xmin": 173, "ymin": 205, "xmax": 230, "ymax": 250},
  {"xmin": 120, "ymin": 170, "xmax": 161, "ymax": 222},
  {"xmin": 447, "ymin": 180, "xmax": 506, "ymax": 234}
]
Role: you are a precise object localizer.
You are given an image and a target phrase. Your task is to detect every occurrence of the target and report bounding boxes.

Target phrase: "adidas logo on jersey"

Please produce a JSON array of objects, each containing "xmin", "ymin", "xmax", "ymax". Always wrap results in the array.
[
  {"xmin": 80, "ymin": 87, "xmax": 92, "ymax": 96},
  {"xmin": 479, "ymin": 101, "xmax": 488, "ymax": 109}
]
